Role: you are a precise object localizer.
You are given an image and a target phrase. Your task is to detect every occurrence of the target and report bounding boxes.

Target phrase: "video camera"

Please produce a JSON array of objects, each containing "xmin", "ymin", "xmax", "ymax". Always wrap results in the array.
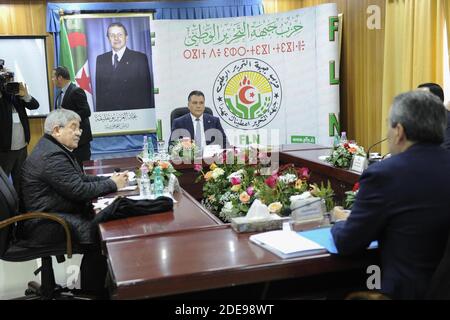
[{"xmin": 0, "ymin": 59, "xmax": 20, "ymax": 95}]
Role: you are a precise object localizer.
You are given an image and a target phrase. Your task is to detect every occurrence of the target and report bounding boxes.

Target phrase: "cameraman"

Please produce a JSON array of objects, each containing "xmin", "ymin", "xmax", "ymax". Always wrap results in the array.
[{"xmin": 0, "ymin": 73, "xmax": 39, "ymax": 194}]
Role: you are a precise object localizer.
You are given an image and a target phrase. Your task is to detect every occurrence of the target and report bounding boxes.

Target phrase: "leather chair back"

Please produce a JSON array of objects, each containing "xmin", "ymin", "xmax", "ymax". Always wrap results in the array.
[
  {"xmin": 0, "ymin": 168, "xmax": 19, "ymax": 256},
  {"xmin": 170, "ymin": 107, "xmax": 213, "ymax": 131}
]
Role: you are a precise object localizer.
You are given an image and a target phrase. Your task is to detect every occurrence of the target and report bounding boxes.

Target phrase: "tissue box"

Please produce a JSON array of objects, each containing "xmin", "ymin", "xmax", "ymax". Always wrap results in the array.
[{"xmin": 231, "ymin": 214, "xmax": 290, "ymax": 233}]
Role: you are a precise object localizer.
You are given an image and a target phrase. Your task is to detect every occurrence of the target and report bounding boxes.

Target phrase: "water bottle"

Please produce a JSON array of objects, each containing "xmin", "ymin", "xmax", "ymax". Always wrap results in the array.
[
  {"xmin": 333, "ymin": 133, "xmax": 340, "ymax": 147},
  {"xmin": 142, "ymin": 136, "xmax": 149, "ymax": 161},
  {"xmin": 148, "ymin": 137, "xmax": 154, "ymax": 160},
  {"xmin": 340, "ymin": 131, "xmax": 348, "ymax": 144},
  {"xmin": 140, "ymin": 163, "xmax": 151, "ymax": 198},
  {"xmin": 153, "ymin": 166, "xmax": 164, "ymax": 197}
]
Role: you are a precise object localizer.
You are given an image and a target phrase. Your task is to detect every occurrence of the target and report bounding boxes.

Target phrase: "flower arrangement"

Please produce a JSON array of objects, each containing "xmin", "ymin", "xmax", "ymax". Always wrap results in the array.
[
  {"xmin": 326, "ymin": 142, "xmax": 366, "ymax": 169},
  {"xmin": 169, "ymin": 138, "xmax": 199, "ymax": 161},
  {"xmin": 137, "ymin": 160, "xmax": 181, "ymax": 186},
  {"xmin": 344, "ymin": 182, "xmax": 359, "ymax": 209},
  {"xmin": 196, "ymin": 157, "xmax": 312, "ymax": 222}
]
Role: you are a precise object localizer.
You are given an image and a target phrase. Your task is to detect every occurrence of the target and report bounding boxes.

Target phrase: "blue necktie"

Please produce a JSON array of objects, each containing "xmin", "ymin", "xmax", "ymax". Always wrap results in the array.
[
  {"xmin": 113, "ymin": 53, "xmax": 119, "ymax": 70},
  {"xmin": 55, "ymin": 90, "xmax": 63, "ymax": 109}
]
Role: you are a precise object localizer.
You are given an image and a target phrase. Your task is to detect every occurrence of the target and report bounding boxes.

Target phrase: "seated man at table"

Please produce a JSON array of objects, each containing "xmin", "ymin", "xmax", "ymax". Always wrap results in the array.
[
  {"xmin": 19, "ymin": 109, "xmax": 128, "ymax": 297},
  {"xmin": 331, "ymin": 90, "xmax": 450, "ymax": 299},
  {"xmin": 169, "ymin": 90, "xmax": 228, "ymax": 150}
]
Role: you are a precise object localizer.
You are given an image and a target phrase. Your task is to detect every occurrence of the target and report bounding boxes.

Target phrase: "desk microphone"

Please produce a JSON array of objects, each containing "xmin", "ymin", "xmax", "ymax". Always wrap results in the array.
[{"xmin": 366, "ymin": 137, "xmax": 388, "ymax": 165}]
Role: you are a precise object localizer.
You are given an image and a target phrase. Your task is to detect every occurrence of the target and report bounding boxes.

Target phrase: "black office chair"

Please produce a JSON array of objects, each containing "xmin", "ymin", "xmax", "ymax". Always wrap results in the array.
[
  {"xmin": 0, "ymin": 167, "xmax": 90, "ymax": 300},
  {"xmin": 170, "ymin": 107, "xmax": 214, "ymax": 131}
]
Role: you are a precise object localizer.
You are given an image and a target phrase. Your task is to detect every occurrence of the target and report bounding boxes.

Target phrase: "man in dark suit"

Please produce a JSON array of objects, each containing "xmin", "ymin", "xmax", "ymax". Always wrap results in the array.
[
  {"xmin": 417, "ymin": 83, "xmax": 450, "ymax": 150},
  {"xmin": 52, "ymin": 66, "xmax": 92, "ymax": 167},
  {"xmin": 95, "ymin": 22, "xmax": 153, "ymax": 111},
  {"xmin": 331, "ymin": 91, "xmax": 450, "ymax": 299},
  {"xmin": 169, "ymin": 90, "xmax": 228, "ymax": 149}
]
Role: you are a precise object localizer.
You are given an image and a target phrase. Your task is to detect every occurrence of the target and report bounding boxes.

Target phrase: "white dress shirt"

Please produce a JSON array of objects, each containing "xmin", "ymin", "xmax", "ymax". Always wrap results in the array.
[{"xmin": 111, "ymin": 46, "xmax": 127, "ymax": 66}]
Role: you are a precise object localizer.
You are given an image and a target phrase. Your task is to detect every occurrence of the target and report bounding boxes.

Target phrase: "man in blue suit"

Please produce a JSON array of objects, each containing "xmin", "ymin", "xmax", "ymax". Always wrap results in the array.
[
  {"xmin": 331, "ymin": 91, "xmax": 450, "ymax": 299},
  {"xmin": 170, "ymin": 90, "xmax": 228, "ymax": 149}
]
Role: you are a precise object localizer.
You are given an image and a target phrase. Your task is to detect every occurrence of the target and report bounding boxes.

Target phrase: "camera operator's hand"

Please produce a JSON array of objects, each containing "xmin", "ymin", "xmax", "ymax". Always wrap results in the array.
[{"xmin": 18, "ymin": 82, "xmax": 29, "ymax": 97}]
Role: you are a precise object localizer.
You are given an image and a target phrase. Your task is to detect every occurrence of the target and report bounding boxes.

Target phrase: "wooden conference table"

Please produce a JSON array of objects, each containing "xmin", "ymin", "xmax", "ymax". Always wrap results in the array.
[{"xmin": 83, "ymin": 144, "xmax": 374, "ymax": 299}]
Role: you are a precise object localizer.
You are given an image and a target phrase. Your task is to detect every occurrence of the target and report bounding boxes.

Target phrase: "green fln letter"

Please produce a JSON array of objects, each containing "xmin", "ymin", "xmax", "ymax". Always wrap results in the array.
[{"xmin": 329, "ymin": 16, "xmax": 339, "ymax": 42}]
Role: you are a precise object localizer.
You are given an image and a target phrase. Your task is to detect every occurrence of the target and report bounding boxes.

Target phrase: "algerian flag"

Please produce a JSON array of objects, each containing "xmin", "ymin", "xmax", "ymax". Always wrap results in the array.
[{"xmin": 59, "ymin": 18, "xmax": 94, "ymax": 110}]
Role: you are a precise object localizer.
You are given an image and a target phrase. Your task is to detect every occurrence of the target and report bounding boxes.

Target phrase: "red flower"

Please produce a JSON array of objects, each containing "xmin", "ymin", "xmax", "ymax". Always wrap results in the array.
[
  {"xmin": 194, "ymin": 164, "xmax": 203, "ymax": 172},
  {"xmin": 344, "ymin": 143, "xmax": 350, "ymax": 149},
  {"xmin": 265, "ymin": 175, "xmax": 277, "ymax": 188},
  {"xmin": 352, "ymin": 182, "xmax": 360, "ymax": 192},
  {"xmin": 230, "ymin": 177, "xmax": 241, "ymax": 185},
  {"xmin": 297, "ymin": 167, "xmax": 310, "ymax": 180}
]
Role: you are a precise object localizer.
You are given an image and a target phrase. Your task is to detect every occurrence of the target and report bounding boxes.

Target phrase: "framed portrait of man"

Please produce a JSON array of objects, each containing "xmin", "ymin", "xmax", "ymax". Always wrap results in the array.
[{"xmin": 60, "ymin": 13, "xmax": 155, "ymax": 135}]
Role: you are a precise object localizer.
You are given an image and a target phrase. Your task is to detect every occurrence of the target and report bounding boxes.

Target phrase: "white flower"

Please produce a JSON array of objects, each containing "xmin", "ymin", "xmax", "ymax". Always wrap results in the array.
[
  {"xmin": 211, "ymin": 168, "xmax": 225, "ymax": 179},
  {"xmin": 278, "ymin": 173, "xmax": 297, "ymax": 184},
  {"xmin": 222, "ymin": 201, "xmax": 234, "ymax": 214}
]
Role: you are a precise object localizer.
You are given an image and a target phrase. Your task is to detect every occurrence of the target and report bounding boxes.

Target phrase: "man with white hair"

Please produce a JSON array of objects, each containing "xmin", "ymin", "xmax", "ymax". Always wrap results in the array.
[{"xmin": 20, "ymin": 109, "xmax": 128, "ymax": 298}]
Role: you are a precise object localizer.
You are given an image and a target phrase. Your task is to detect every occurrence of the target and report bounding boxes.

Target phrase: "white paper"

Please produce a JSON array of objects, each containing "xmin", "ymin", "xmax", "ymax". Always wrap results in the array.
[{"xmin": 250, "ymin": 230, "xmax": 324, "ymax": 257}]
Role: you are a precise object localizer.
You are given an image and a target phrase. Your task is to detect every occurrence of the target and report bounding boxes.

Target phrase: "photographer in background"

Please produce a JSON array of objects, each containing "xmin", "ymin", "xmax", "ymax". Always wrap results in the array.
[{"xmin": 0, "ymin": 60, "xmax": 39, "ymax": 194}]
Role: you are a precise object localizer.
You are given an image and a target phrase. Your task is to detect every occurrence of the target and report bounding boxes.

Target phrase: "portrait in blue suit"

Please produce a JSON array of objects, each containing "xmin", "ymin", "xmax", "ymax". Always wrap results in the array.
[
  {"xmin": 170, "ymin": 91, "xmax": 228, "ymax": 148},
  {"xmin": 331, "ymin": 91, "xmax": 450, "ymax": 299}
]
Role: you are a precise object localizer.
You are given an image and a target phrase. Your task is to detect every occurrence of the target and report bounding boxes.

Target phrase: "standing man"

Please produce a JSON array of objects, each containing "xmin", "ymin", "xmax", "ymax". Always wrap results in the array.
[
  {"xmin": 0, "ymin": 69, "xmax": 39, "ymax": 194},
  {"xmin": 417, "ymin": 83, "xmax": 450, "ymax": 150},
  {"xmin": 170, "ymin": 90, "xmax": 228, "ymax": 149},
  {"xmin": 52, "ymin": 66, "xmax": 92, "ymax": 168},
  {"xmin": 95, "ymin": 22, "xmax": 153, "ymax": 111},
  {"xmin": 331, "ymin": 91, "xmax": 450, "ymax": 299}
]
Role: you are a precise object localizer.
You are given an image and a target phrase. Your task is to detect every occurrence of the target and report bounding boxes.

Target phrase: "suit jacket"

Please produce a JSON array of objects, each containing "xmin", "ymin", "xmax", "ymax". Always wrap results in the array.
[
  {"xmin": 0, "ymin": 93, "xmax": 39, "ymax": 151},
  {"xmin": 427, "ymin": 233, "xmax": 450, "ymax": 299},
  {"xmin": 20, "ymin": 134, "xmax": 116, "ymax": 245},
  {"xmin": 169, "ymin": 112, "xmax": 228, "ymax": 148},
  {"xmin": 95, "ymin": 48, "xmax": 153, "ymax": 111},
  {"xmin": 60, "ymin": 83, "xmax": 92, "ymax": 147},
  {"xmin": 331, "ymin": 143, "xmax": 450, "ymax": 299}
]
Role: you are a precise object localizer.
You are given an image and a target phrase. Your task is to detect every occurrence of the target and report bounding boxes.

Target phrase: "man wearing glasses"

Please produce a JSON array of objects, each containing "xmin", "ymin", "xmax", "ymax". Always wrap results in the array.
[
  {"xmin": 20, "ymin": 108, "xmax": 129, "ymax": 298},
  {"xmin": 95, "ymin": 22, "xmax": 153, "ymax": 112}
]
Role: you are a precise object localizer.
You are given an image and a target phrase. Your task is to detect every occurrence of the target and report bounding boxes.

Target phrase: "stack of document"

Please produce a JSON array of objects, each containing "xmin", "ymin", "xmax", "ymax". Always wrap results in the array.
[
  {"xmin": 250, "ymin": 227, "xmax": 378, "ymax": 259},
  {"xmin": 249, "ymin": 230, "xmax": 326, "ymax": 259}
]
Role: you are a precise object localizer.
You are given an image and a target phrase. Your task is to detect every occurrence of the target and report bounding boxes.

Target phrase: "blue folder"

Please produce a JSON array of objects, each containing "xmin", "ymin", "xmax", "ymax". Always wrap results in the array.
[{"xmin": 298, "ymin": 227, "xmax": 378, "ymax": 254}]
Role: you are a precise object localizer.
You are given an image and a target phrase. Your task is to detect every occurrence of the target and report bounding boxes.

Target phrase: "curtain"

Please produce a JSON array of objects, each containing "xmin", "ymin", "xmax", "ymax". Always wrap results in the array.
[
  {"xmin": 444, "ymin": 0, "xmax": 450, "ymax": 70},
  {"xmin": 381, "ymin": 0, "xmax": 444, "ymax": 153}
]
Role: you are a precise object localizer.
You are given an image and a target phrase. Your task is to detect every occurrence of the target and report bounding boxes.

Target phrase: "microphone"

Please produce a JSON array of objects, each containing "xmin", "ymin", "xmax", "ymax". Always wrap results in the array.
[{"xmin": 366, "ymin": 137, "xmax": 388, "ymax": 165}]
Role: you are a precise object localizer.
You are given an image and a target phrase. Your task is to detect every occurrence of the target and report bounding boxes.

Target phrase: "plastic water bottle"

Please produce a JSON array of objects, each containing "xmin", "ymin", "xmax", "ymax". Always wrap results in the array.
[
  {"xmin": 153, "ymin": 166, "xmax": 164, "ymax": 197},
  {"xmin": 140, "ymin": 164, "xmax": 151, "ymax": 198},
  {"xmin": 340, "ymin": 131, "xmax": 348, "ymax": 143},
  {"xmin": 333, "ymin": 133, "xmax": 340, "ymax": 147},
  {"xmin": 142, "ymin": 136, "xmax": 149, "ymax": 161},
  {"xmin": 148, "ymin": 137, "xmax": 154, "ymax": 160}
]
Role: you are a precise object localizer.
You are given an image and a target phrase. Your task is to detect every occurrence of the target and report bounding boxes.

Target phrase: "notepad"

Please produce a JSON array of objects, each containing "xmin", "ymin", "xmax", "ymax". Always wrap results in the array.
[{"xmin": 249, "ymin": 230, "xmax": 326, "ymax": 259}]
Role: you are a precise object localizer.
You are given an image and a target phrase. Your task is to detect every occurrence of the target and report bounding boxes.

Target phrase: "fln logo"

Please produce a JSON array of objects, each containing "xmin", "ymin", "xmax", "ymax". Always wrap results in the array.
[{"xmin": 213, "ymin": 58, "xmax": 282, "ymax": 130}]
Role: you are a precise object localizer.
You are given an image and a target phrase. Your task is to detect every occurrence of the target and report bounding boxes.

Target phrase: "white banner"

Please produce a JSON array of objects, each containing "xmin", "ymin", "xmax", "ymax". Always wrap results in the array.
[{"xmin": 151, "ymin": 3, "xmax": 340, "ymax": 146}]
